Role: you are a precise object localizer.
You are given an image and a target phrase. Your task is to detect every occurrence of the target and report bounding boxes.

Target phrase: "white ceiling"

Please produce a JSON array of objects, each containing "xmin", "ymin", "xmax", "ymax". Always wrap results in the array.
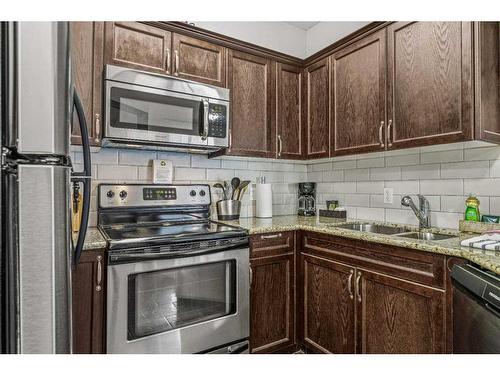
[{"xmin": 285, "ymin": 22, "xmax": 319, "ymax": 30}]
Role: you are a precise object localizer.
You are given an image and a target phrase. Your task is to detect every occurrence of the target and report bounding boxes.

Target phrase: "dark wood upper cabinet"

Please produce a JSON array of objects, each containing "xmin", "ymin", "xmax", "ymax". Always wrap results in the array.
[
  {"xmin": 172, "ymin": 33, "xmax": 226, "ymax": 87},
  {"xmin": 357, "ymin": 269, "xmax": 446, "ymax": 354},
  {"xmin": 305, "ymin": 58, "xmax": 330, "ymax": 159},
  {"xmin": 72, "ymin": 249, "xmax": 106, "ymax": 354},
  {"xmin": 104, "ymin": 22, "xmax": 172, "ymax": 74},
  {"xmin": 300, "ymin": 253, "xmax": 356, "ymax": 353},
  {"xmin": 226, "ymin": 50, "xmax": 275, "ymax": 158},
  {"xmin": 70, "ymin": 22, "xmax": 104, "ymax": 147},
  {"xmin": 387, "ymin": 22, "xmax": 473, "ymax": 149},
  {"xmin": 474, "ymin": 22, "xmax": 500, "ymax": 144},
  {"xmin": 331, "ymin": 29, "xmax": 387, "ymax": 156},
  {"xmin": 276, "ymin": 63, "xmax": 304, "ymax": 159},
  {"xmin": 250, "ymin": 253, "xmax": 295, "ymax": 353}
]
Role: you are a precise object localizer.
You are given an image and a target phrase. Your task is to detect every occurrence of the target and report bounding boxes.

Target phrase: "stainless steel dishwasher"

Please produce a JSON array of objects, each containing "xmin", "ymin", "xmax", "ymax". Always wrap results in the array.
[{"xmin": 451, "ymin": 264, "xmax": 500, "ymax": 353}]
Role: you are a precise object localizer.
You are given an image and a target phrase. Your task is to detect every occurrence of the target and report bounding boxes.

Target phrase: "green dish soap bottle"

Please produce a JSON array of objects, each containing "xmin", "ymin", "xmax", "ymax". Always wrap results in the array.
[{"xmin": 465, "ymin": 195, "xmax": 480, "ymax": 222}]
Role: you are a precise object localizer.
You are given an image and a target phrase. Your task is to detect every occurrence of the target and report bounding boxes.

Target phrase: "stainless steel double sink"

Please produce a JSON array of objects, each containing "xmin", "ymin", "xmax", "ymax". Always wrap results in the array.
[{"xmin": 334, "ymin": 223, "xmax": 457, "ymax": 241}]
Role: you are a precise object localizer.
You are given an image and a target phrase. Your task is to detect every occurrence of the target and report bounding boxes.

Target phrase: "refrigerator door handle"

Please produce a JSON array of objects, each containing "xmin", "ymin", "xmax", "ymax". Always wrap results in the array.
[{"xmin": 71, "ymin": 90, "xmax": 92, "ymax": 265}]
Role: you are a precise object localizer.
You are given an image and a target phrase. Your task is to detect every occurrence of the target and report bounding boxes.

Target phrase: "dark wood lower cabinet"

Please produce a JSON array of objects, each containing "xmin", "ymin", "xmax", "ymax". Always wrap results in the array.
[
  {"xmin": 301, "ymin": 253, "xmax": 355, "ymax": 353},
  {"xmin": 250, "ymin": 253, "xmax": 295, "ymax": 353},
  {"xmin": 72, "ymin": 249, "xmax": 106, "ymax": 354},
  {"xmin": 357, "ymin": 269, "xmax": 446, "ymax": 354}
]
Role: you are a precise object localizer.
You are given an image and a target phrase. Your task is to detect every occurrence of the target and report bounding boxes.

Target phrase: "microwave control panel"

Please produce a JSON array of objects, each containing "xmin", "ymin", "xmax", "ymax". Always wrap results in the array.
[{"xmin": 208, "ymin": 103, "xmax": 227, "ymax": 138}]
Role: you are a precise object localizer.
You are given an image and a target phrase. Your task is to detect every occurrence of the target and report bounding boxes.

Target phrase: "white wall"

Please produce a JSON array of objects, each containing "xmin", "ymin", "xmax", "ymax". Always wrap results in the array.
[
  {"xmin": 193, "ymin": 21, "xmax": 371, "ymax": 59},
  {"xmin": 193, "ymin": 22, "xmax": 307, "ymax": 58},
  {"xmin": 306, "ymin": 21, "xmax": 370, "ymax": 56}
]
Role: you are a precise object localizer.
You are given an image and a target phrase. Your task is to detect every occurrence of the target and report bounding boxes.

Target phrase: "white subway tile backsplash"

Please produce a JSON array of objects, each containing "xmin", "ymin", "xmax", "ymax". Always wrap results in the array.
[
  {"xmin": 370, "ymin": 167, "xmax": 401, "ymax": 181},
  {"xmin": 384, "ymin": 180, "xmax": 419, "ymax": 195},
  {"xmin": 221, "ymin": 159, "xmax": 248, "ymax": 170},
  {"xmin": 333, "ymin": 182, "xmax": 357, "ymax": 193},
  {"xmin": 118, "ymin": 150, "xmax": 156, "ymax": 166},
  {"xmin": 441, "ymin": 161, "xmax": 490, "ymax": 179},
  {"xmin": 323, "ymin": 170, "xmax": 344, "ymax": 182},
  {"xmin": 174, "ymin": 167, "xmax": 205, "ymax": 181},
  {"xmin": 385, "ymin": 153, "xmax": 420, "ymax": 167},
  {"xmin": 421, "ymin": 150, "xmax": 463, "ymax": 164},
  {"xmin": 357, "ymin": 207, "xmax": 385, "ymax": 221},
  {"xmin": 345, "ymin": 168, "xmax": 369, "ymax": 181},
  {"xmin": 206, "ymin": 168, "xmax": 234, "ymax": 181},
  {"xmin": 312, "ymin": 162, "xmax": 333, "ymax": 171},
  {"xmin": 402, "ymin": 164, "xmax": 440, "ymax": 180},
  {"xmin": 97, "ymin": 164, "xmax": 137, "ymax": 180},
  {"xmin": 420, "ymin": 179, "xmax": 463, "ymax": 195},
  {"xmin": 356, "ymin": 157, "xmax": 385, "ymax": 168},
  {"xmin": 79, "ymin": 142, "xmax": 500, "ymax": 230},
  {"xmin": 356, "ymin": 181, "xmax": 384, "ymax": 194},
  {"xmin": 464, "ymin": 178, "xmax": 500, "ymax": 196}
]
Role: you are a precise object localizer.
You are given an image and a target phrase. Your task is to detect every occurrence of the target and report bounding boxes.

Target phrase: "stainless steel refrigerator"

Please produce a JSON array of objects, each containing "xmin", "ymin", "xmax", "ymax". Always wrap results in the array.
[{"xmin": 0, "ymin": 22, "xmax": 92, "ymax": 353}]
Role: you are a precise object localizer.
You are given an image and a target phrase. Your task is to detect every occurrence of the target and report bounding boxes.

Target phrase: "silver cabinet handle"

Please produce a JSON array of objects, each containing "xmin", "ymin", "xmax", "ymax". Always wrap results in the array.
[
  {"xmin": 96, "ymin": 255, "xmax": 103, "ymax": 292},
  {"xmin": 249, "ymin": 267, "xmax": 253, "ymax": 287},
  {"xmin": 166, "ymin": 48, "xmax": 171, "ymax": 74},
  {"xmin": 379, "ymin": 121, "xmax": 384, "ymax": 148},
  {"xmin": 94, "ymin": 113, "xmax": 101, "ymax": 139},
  {"xmin": 347, "ymin": 269, "xmax": 354, "ymax": 299},
  {"xmin": 355, "ymin": 271, "xmax": 362, "ymax": 302},
  {"xmin": 174, "ymin": 50, "xmax": 179, "ymax": 76},
  {"xmin": 387, "ymin": 120, "xmax": 393, "ymax": 147},
  {"xmin": 277, "ymin": 135, "xmax": 283, "ymax": 157},
  {"xmin": 260, "ymin": 233, "xmax": 282, "ymax": 240}
]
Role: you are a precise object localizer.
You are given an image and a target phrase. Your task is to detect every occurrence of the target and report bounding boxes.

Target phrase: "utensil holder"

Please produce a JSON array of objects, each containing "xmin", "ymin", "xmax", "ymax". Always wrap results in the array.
[{"xmin": 216, "ymin": 200, "xmax": 241, "ymax": 220}]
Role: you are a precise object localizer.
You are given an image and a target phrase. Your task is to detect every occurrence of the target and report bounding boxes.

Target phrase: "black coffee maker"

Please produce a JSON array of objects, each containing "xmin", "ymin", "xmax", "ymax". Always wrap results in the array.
[{"xmin": 298, "ymin": 182, "xmax": 316, "ymax": 216}]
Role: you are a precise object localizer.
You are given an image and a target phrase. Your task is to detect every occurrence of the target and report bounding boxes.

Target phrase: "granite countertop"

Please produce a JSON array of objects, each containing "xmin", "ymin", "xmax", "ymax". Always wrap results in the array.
[
  {"xmin": 219, "ymin": 215, "xmax": 500, "ymax": 276},
  {"xmin": 79, "ymin": 227, "xmax": 107, "ymax": 251}
]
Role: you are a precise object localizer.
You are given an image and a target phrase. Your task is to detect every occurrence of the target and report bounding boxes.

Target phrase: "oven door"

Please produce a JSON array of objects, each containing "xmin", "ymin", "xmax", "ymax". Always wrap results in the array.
[
  {"xmin": 107, "ymin": 246, "xmax": 249, "ymax": 354},
  {"xmin": 104, "ymin": 80, "xmax": 209, "ymax": 147}
]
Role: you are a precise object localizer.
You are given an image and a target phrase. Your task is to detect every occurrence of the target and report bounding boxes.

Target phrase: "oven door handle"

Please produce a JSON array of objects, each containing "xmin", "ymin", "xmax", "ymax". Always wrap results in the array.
[
  {"xmin": 200, "ymin": 98, "xmax": 209, "ymax": 141},
  {"xmin": 109, "ymin": 244, "xmax": 247, "ymax": 264}
]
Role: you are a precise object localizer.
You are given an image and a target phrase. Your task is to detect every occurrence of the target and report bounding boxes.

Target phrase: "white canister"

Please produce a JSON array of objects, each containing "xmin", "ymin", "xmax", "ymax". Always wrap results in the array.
[{"xmin": 255, "ymin": 183, "xmax": 273, "ymax": 218}]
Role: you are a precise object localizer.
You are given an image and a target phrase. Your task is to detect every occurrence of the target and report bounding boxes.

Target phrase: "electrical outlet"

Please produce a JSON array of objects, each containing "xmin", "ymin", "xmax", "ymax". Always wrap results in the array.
[{"xmin": 384, "ymin": 188, "xmax": 394, "ymax": 204}]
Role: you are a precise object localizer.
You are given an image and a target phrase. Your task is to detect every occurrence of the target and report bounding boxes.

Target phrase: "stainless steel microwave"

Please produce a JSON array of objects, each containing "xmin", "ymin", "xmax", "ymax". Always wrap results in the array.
[{"xmin": 103, "ymin": 65, "xmax": 230, "ymax": 152}]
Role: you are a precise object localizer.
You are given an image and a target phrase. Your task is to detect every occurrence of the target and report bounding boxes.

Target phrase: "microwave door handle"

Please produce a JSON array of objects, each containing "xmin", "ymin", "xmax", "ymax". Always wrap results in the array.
[
  {"xmin": 201, "ymin": 99, "xmax": 209, "ymax": 141},
  {"xmin": 71, "ymin": 90, "xmax": 92, "ymax": 266}
]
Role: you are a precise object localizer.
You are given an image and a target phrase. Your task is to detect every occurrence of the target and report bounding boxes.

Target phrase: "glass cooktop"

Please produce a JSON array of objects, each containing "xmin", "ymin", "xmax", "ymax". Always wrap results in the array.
[{"xmin": 100, "ymin": 221, "xmax": 247, "ymax": 248}]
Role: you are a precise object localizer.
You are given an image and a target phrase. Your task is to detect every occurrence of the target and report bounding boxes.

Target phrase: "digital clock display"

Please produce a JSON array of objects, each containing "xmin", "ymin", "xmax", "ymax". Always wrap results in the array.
[{"xmin": 143, "ymin": 187, "xmax": 177, "ymax": 200}]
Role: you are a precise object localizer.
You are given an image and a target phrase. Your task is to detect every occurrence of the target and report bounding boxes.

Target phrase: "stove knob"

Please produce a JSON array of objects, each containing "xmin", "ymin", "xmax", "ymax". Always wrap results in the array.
[
  {"xmin": 199, "ymin": 190, "xmax": 206, "ymax": 197},
  {"xmin": 119, "ymin": 190, "xmax": 128, "ymax": 199},
  {"xmin": 106, "ymin": 190, "xmax": 115, "ymax": 198},
  {"xmin": 190, "ymin": 190, "xmax": 197, "ymax": 197}
]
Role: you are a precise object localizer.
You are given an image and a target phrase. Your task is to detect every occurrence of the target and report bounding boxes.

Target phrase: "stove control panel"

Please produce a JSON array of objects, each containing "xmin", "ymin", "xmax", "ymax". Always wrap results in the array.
[{"xmin": 99, "ymin": 184, "xmax": 211, "ymax": 208}]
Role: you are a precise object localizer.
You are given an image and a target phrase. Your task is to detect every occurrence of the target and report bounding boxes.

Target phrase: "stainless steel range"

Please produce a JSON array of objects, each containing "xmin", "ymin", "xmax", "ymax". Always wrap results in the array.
[{"xmin": 98, "ymin": 184, "xmax": 249, "ymax": 354}]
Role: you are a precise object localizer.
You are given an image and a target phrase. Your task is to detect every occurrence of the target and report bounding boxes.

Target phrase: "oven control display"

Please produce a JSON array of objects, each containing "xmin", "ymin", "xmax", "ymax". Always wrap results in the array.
[{"xmin": 143, "ymin": 187, "xmax": 177, "ymax": 201}]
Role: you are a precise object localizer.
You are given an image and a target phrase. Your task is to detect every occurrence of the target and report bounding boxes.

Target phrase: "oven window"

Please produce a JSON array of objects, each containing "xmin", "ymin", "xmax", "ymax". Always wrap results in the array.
[
  {"xmin": 110, "ymin": 87, "xmax": 203, "ymax": 136},
  {"xmin": 127, "ymin": 260, "xmax": 236, "ymax": 340}
]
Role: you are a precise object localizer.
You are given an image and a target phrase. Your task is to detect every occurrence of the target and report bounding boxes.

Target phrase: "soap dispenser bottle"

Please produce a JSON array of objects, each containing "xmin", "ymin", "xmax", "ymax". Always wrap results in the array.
[{"xmin": 465, "ymin": 194, "xmax": 480, "ymax": 222}]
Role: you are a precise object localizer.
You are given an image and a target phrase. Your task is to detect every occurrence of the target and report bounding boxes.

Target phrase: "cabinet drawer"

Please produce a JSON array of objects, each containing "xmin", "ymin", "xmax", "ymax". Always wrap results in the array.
[
  {"xmin": 300, "ymin": 231, "xmax": 445, "ymax": 288},
  {"xmin": 250, "ymin": 231, "xmax": 295, "ymax": 258}
]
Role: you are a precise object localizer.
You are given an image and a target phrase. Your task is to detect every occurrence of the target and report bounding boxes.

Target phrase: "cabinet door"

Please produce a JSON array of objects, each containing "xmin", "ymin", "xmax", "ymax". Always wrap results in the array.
[
  {"xmin": 104, "ymin": 22, "xmax": 172, "ymax": 74},
  {"xmin": 357, "ymin": 269, "xmax": 446, "ymax": 354},
  {"xmin": 332, "ymin": 29, "xmax": 386, "ymax": 156},
  {"xmin": 305, "ymin": 58, "xmax": 330, "ymax": 159},
  {"xmin": 250, "ymin": 253, "xmax": 295, "ymax": 353},
  {"xmin": 70, "ymin": 22, "xmax": 104, "ymax": 147},
  {"xmin": 72, "ymin": 249, "xmax": 106, "ymax": 354},
  {"xmin": 276, "ymin": 63, "xmax": 304, "ymax": 159},
  {"xmin": 227, "ymin": 50, "xmax": 275, "ymax": 157},
  {"xmin": 172, "ymin": 33, "xmax": 226, "ymax": 87},
  {"xmin": 301, "ymin": 253, "xmax": 355, "ymax": 353},
  {"xmin": 387, "ymin": 22, "xmax": 473, "ymax": 149}
]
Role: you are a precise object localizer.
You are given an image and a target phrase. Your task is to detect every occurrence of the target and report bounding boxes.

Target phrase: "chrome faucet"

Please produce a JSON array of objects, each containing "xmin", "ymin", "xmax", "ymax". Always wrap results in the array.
[{"xmin": 401, "ymin": 195, "xmax": 430, "ymax": 229}]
